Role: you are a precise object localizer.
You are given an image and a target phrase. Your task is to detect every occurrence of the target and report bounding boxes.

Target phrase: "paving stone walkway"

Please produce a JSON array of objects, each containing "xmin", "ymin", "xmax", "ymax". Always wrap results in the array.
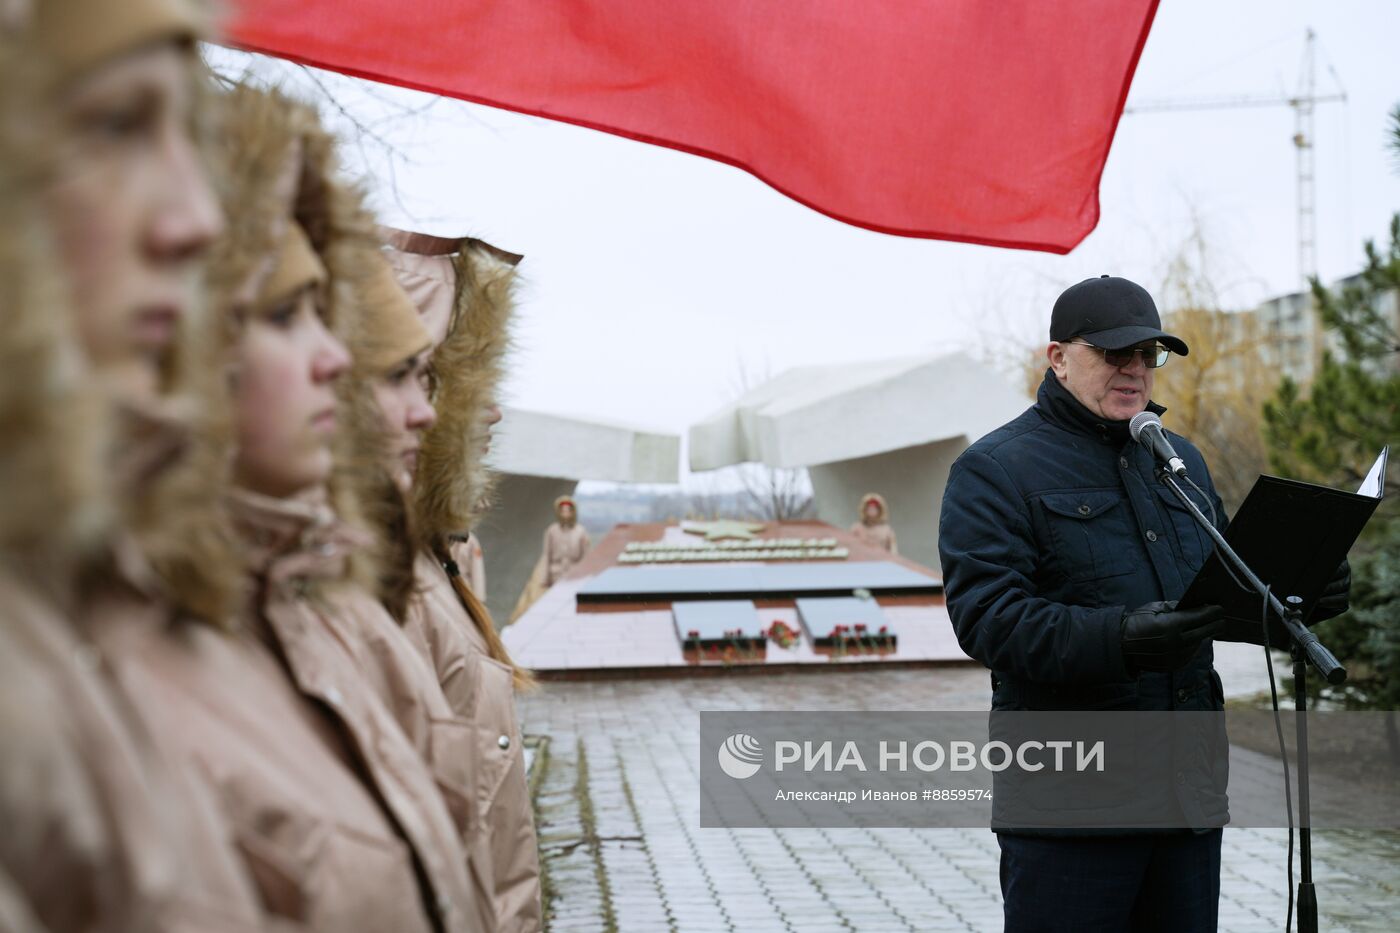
[{"xmin": 522, "ymin": 665, "xmax": 1399, "ymax": 932}]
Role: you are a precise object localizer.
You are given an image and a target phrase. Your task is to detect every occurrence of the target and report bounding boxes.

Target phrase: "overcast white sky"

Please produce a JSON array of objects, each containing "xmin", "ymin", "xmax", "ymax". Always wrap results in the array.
[{"xmin": 210, "ymin": 0, "xmax": 1400, "ymax": 478}]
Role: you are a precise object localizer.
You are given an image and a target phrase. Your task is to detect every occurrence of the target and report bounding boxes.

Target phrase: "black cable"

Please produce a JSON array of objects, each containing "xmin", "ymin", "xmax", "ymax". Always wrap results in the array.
[
  {"xmin": 1164, "ymin": 473, "xmax": 1300, "ymax": 927},
  {"xmin": 1183, "ymin": 474, "xmax": 1216, "ymax": 529},
  {"xmin": 1260, "ymin": 583, "xmax": 1296, "ymax": 933},
  {"xmin": 1222, "ymin": 553, "xmax": 1255, "ymax": 591}
]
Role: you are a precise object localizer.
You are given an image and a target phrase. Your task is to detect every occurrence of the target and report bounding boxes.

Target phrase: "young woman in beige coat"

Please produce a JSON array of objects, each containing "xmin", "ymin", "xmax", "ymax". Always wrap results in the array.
[
  {"xmin": 0, "ymin": 4, "xmax": 274, "ymax": 930},
  {"xmin": 511, "ymin": 496, "xmax": 591, "ymax": 620},
  {"xmin": 850, "ymin": 492, "xmax": 898, "ymax": 554},
  {"xmin": 378, "ymin": 229, "xmax": 545, "ymax": 932},
  {"xmin": 90, "ymin": 83, "xmax": 483, "ymax": 932},
  {"xmin": 330, "ymin": 227, "xmax": 543, "ymax": 931},
  {"xmin": 304, "ymin": 240, "xmax": 509, "ymax": 932}
]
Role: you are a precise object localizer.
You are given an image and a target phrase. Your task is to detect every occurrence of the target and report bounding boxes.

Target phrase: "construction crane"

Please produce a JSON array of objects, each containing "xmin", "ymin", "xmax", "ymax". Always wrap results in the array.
[{"xmin": 1124, "ymin": 29, "xmax": 1346, "ymax": 287}]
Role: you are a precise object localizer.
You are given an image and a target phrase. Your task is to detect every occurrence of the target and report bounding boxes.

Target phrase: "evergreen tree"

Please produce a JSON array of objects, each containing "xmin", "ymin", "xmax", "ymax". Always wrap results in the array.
[{"xmin": 1261, "ymin": 104, "xmax": 1400, "ymax": 708}]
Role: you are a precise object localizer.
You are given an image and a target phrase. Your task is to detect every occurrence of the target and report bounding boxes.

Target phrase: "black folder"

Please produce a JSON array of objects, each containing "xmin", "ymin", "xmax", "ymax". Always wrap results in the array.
[{"xmin": 1178, "ymin": 448, "xmax": 1388, "ymax": 647}]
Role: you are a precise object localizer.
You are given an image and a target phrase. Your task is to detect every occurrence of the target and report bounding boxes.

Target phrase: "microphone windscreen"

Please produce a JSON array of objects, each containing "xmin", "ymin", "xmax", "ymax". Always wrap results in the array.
[{"xmin": 1129, "ymin": 410, "xmax": 1161, "ymax": 442}]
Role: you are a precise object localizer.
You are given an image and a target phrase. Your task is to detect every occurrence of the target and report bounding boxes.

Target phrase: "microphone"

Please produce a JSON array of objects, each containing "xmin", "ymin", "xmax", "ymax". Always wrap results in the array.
[{"xmin": 1129, "ymin": 411, "xmax": 1188, "ymax": 478}]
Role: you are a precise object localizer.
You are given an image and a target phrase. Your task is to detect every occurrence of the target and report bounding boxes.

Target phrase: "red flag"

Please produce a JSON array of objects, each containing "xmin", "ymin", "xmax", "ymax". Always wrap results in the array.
[{"xmin": 224, "ymin": 1, "xmax": 1158, "ymax": 253}]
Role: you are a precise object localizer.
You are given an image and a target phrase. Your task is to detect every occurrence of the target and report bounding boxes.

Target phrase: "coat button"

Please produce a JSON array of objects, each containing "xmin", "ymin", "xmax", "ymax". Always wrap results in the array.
[
  {"xmin": 1077, "ymin": 504, "xmax": 1092, "ymax": 516},
  {"xmin": 1119, "ymin": 457, "xmax": 1129, "ymax": 469},
  {"xmin": 1177, "ymin": 688, "xmax": 1189, "ymax": 703},
  {"xmin": 497, "ymin": 734, "xmax": 511, "ymax": 749},
  {"xmin": 1145, "ymin": 530, "xmax": 1158, "ymax": 542}
]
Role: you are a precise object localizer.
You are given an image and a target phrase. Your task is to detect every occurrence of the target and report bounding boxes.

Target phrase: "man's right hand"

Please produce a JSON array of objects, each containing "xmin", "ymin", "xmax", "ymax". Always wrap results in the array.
[{"xmin": 1120, "ymin": 600, "xmax": 1225, "ymax": 674}]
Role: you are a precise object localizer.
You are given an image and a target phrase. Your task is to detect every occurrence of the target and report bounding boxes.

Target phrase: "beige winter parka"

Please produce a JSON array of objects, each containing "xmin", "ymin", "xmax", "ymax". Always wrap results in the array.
[
  {"xmin": 0, "ymin": 6, "xmax": 271, "ymax": 932},
  {"xmin": 1, "ymin": 561, "xmax": 273, "ymax": 933},
  {"xmin": 322, "ymin": 241, "xmax": 497, "ymax": 933},
  {"xmin": 384, "ymin": 229, "xmax": 545, "ymax": 933},
  {"xmin": 84, "ymin": 502, "xmax": 433, "ymax": 933},
  {"xmin": 68, "ymin": 403, "xmax": 290, "ymax": 933},
  {"xmin": 0, "ymin": 867, "xmax": 44, "ymax": 933},
  {"xmin": 453, "ymin": 533, "xmax": 488, "ymax": 602},
  {"xmin": 109, "ymin": 83, "xmax": 480, "ymax": 932},
  {"xmin": 850, "ymin": 492, "xmax": 898, "ymax": 554},
  {"xmin": 542, "ymin": 497, "xmax": 591, "ymax": 587},
  {"xmin": 223, "ymin": 489, "xmax": 480, "ymax": 933},
  {"xmin": 405, "ymin": 555, "xmax": 541, "ymax": 933}
]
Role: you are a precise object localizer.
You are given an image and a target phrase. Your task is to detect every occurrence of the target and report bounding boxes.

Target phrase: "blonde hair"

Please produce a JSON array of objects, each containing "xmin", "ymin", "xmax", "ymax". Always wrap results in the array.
[{"xmin": 437, "ymin": 546, "xmax": 537, "ymax": 692}]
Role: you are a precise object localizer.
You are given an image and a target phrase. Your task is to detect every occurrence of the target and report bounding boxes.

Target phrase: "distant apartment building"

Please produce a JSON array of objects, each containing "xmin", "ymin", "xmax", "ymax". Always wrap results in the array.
[{"xmin": 1249, "ymin": 273, "xmax": 1399, "ymax": 384}]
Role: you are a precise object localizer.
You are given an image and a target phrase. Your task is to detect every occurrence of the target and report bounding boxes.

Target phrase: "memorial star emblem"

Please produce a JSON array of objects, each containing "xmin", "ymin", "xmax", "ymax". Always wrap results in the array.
[{"xmin": 681, "ymin": 519, "xmax": 767, "ymax": 541}]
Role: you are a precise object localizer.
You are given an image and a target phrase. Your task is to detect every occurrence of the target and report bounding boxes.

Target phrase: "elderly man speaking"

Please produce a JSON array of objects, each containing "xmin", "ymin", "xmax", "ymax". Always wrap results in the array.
[{"xmin": 938, "ymin": 275, "xmax": 1346, "ymax": 931}]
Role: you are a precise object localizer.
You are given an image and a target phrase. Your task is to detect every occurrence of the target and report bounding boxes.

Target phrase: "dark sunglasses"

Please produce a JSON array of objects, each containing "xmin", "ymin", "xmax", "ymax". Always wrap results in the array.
[{"xmin": 1067, "ymin": 339, "xmax": 1171, "ymax": 369}]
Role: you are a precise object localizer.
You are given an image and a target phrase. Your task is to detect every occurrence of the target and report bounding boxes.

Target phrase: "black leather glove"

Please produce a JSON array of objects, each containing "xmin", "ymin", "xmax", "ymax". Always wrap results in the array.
[
  {"xmin": 1312, "ymin": 559, "xmax": 1351, "ymax": 620},
  {"xmin": 1120, "ymin": 600, "xmax": 1225, "ymax": 674}
]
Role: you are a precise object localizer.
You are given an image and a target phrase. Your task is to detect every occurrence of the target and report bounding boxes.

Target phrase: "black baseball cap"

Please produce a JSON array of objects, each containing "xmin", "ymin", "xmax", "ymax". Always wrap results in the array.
[{"xmin": 1049, "ymin": 275, "xmax": 1189, "ymax": 356}]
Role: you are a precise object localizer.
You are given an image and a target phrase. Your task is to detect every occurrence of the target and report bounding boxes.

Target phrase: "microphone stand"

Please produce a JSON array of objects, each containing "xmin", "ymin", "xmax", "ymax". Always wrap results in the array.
[{"xmin": 1156, "ymin": 468, "xmax": 1345, "ymax": 933}]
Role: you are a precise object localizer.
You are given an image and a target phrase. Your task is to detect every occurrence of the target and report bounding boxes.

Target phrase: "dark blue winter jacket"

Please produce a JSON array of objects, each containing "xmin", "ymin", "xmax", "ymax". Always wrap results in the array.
[{"xmin": 940, "ymin": 370, "xmax": 1230, "ymax": 831}]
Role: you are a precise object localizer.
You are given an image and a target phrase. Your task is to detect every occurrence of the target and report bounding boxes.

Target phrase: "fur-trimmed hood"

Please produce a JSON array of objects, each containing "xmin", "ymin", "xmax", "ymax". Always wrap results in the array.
[
  {"xmin": 382, "ymin": 229, "xmax": 522, "ymax": 554},
  {"xmin": 859, "ymin": 492, "xmax": 889, "ymax": 524},
  {"xmin": 333, "ymin": 239, "xmax": 429, "ymax": 620},
  {"xmin": 0, "ymin": 7, "xmax": 230, "ymax": 616},
  {"xmin": 154, "ymin": 82, "xmax": 387, "ymax": 623},
  {"xmin": 203, "ymin": 82, "xmax": 310, "ymax": 323},
  {"xmin": 0, "ymin": 24, "xmax": 106, "ymax": 587},
  {"xmin": 33, "ymin": 0, "xmax": 205, "ymax": 87},
  {"xmin": 381, "ymin": 228, "xmax": 535, "ymax": 689},
  {"xmin": 553, "ymin": 495, "xmax": 578, "ymax": 526},
  {"xmin": 275, "ymin": 88, "xmax": 388, "ymax": 599},
  {"xmin": 139, "ymin": 80, "xmax": 304, "ymax": 626}
]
